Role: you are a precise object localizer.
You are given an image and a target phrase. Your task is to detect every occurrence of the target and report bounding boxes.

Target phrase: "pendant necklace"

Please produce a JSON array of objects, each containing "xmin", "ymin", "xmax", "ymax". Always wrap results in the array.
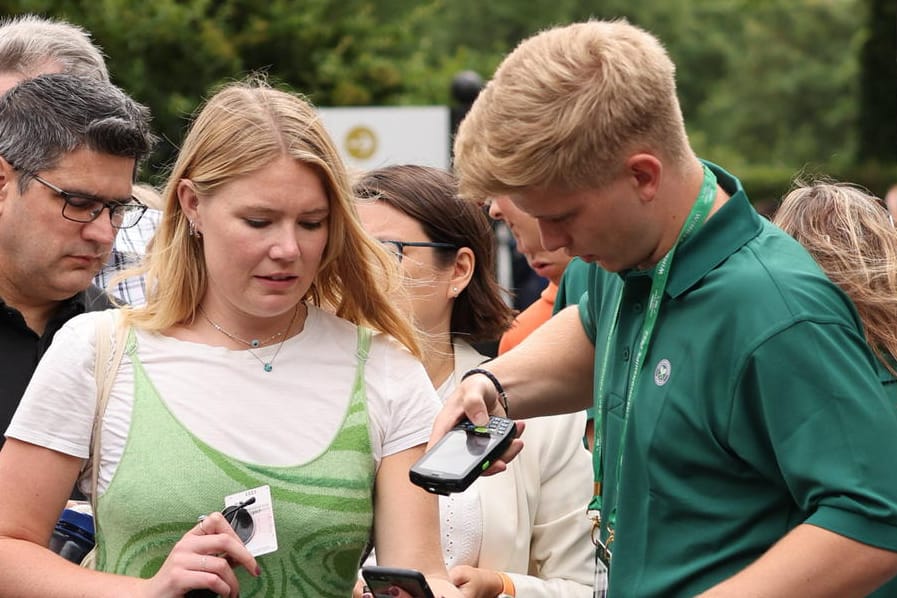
[
  {"xmin": 199, "ymin": 304, "xmax": 300, "ymax": 372},
  {"xmin": 199, "ymin": 307, "xmax": 286, "ymax": 348}
]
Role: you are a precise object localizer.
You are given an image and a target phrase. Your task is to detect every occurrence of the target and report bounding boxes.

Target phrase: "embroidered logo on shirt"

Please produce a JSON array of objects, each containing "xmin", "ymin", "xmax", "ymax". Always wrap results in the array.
[{"xmin": 654, "ymin": 359, "xmax": 671, "ymax": 386}]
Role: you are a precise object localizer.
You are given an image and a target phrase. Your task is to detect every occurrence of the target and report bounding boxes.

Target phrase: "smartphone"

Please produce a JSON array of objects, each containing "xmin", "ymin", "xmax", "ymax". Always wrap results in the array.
[
  {"xmin": 361, "ymin": 566, "xmax": 436, "ymax": 598},
  {"xmin": 409, "ymin": 416, "xmax": 515, "ymax": 495}
]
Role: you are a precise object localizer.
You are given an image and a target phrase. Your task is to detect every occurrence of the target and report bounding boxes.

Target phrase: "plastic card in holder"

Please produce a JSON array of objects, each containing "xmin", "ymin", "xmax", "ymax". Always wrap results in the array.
[{"xmin": 225, "ymin": 485, "xmax": 277, "ymax": 557}]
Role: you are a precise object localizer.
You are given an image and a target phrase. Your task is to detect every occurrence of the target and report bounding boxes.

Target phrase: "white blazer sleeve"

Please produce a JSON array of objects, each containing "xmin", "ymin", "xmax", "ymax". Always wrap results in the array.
[{"xmin": 478, "ymin": 411, "xmax": 595, "ymax": 597}]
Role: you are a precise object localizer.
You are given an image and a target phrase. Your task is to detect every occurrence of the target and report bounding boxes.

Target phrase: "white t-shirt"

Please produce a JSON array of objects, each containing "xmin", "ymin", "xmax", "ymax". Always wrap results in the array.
[{"xmin": 7, "ymin": 305, "xmax": 440, "ymax": 495}]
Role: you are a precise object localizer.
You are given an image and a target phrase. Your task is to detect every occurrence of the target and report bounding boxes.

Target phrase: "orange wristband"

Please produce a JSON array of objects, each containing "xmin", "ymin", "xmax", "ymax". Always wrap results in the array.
[{"xmin": 496, "ymin": 571, "xmax": 516, "ymax": 597}]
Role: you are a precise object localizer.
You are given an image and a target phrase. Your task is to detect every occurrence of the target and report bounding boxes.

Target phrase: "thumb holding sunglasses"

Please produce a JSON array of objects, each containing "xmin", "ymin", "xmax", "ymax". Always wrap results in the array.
[{"xmin": 135, "ymin": 511, "xmax": 260, "ymax": 598}]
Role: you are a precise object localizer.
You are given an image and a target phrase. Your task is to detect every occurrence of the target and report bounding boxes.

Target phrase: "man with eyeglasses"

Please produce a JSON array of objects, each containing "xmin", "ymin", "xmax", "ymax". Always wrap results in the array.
[
  {"xmin": 0, "ymin": 14, "xmax": 163, "ymax": 307},
  {"xmin": 0, "ymin": 73, "xmax": 154, "ymax": 440}
]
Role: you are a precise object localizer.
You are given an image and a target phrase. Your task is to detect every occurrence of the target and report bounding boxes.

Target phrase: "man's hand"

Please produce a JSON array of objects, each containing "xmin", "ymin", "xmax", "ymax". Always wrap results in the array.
[{"xmin": 428, "ymin": 372, "xmax": 525, "ymax": 476}]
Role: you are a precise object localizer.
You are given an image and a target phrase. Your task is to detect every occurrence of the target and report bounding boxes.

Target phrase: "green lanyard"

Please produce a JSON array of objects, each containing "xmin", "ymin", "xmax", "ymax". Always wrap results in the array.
[{"xmin": 588, "ymin": 164, "xmax": 718, "ymax": 550}]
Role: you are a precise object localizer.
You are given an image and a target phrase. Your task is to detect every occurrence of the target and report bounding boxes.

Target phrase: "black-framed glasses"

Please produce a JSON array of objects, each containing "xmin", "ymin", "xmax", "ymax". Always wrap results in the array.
[
  {"xmin": 26, "ymin": 172, "xmax": 147, "ymax": 229},
  {"xmin": 381, "ymin": 240, "xmax": 459, "ymax": 262}
]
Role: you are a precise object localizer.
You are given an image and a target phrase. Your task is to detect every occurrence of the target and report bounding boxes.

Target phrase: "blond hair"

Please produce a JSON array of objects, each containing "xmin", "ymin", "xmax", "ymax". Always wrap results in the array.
[
  {"xmin": 123, "ymin": 78, "xmax": 421, "ymax": 356},
  {"xmin": 774, "ymin": 181, "xmax": 897, "ymax": 375},
  {"xmin": 453, "ymin": 19, "xmax": 692, "ymax": 202}
]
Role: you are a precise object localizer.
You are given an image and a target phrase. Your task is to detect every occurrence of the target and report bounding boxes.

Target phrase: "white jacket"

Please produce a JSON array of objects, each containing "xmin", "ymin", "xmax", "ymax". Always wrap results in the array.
[{"xmin": 452, "ymin": 340, "xmax": 594, "ymax": 597}]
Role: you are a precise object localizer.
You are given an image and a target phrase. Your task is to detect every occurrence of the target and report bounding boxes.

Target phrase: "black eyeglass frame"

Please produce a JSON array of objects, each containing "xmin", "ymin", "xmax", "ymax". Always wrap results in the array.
[
  {"xmin": 381, "ymin": 240, "xmax": 459, "ymax": 262},
  {"xmin": 24, "ymin": 171, "xmax": 147, "ymax": 229}
]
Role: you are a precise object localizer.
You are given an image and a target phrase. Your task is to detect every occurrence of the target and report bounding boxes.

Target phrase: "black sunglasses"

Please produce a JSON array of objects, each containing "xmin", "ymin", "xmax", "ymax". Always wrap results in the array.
[
  {"xmin": 381, "ymin": 240, "xmax": 459, "ymax": 262},
  {"xmin": 222, "ymin": 496, "xmax": 256, "ymax": 544},
  {"xmin": 185, "ymin": 497, "xmax": 256, "ymax": 598}
]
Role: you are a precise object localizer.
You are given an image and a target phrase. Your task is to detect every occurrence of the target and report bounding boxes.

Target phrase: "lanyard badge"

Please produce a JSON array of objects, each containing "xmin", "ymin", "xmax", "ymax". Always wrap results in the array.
[
  {"xmin": 591, "ymin": 511, "xmax": 613, "ymax": 567},
  {"xmin": 588, "ymin": 164, "xmax": 718, "ymax": 570}
]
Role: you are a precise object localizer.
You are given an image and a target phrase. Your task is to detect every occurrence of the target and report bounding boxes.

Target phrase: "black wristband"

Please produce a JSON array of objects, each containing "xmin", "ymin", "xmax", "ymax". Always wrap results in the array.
[{"xmin": 461, "ymin": 367, "xmax": 510, "ymax": 418}]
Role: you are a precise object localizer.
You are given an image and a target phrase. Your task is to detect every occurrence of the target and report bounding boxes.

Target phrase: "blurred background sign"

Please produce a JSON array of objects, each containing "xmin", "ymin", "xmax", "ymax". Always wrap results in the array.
[{"xmin": 317, "ymin": 106, "xmax": 450, "ymax": 172}]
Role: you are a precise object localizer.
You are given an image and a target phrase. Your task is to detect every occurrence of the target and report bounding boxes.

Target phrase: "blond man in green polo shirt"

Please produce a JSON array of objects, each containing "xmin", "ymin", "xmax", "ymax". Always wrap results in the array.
[{"xmin": 433, "ymin": 19, "xmax": 897, "ymax": 598}]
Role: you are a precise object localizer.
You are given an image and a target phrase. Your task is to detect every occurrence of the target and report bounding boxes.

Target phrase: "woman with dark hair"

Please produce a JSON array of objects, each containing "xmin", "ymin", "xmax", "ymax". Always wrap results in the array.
[
  {"xmin": 355, "ymin": 164, "xmax": 594, "ymax": 598},
  {"xmin": 355, "ymin": 165, "xmax": 511, "ymax": 384}
]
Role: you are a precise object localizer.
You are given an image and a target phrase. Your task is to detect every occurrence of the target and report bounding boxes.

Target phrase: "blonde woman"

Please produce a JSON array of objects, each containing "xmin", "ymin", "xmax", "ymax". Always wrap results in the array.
[
  {"xmin": 0, "ymin": 80, "xmax": 460, "ymax": 598},
  {"xmin": 775, "ymin": 180, "xmax": 897, "ymax": 378}
]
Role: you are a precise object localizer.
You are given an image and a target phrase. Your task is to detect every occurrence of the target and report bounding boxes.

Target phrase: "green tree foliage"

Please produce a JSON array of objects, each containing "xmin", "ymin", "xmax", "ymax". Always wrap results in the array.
[
  {"xmin": 858, "ymin": 0, "xmax": 897, "ymax": 163},
  {"xmin": 0, "ymin": 0, "xmax": 433, "ymax": 180},
  {"xmin": 692, "ymin": 0, "xmax": 863, "ymax": 170},
  {"xmin": 407, "ymin": 0, "xmax": 877, "ymax": 189},
  {"xmin": 0, "ymin": 0, "xmax": 891, "ymax": 195}
]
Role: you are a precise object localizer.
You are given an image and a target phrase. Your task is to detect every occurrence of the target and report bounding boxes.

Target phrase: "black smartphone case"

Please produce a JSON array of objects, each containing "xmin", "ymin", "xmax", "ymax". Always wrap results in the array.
[
  {"xmin": 408, "ymin": 417, "xmax": 515, "ymax": 495},
  {"xmin": 362, "ymin": 566, "xmax": 435, "ymax": 598}
]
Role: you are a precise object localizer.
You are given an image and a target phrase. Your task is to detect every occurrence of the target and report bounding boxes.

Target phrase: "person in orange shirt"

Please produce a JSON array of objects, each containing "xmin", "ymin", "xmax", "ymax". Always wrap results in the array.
[
  {"xmin": 489, "ymin": 196, "xmax": 573, "ymax": 354},
  {"xmin": 489, "ymin": 198, "xmax": 600, "ymax": 450}
]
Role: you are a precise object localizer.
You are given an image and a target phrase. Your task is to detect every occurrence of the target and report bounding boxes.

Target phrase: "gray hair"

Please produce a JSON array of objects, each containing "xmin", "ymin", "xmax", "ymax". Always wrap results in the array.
[
  {"xmin": 0, "ymin": 73, "xmax": 155, "ymax": 191},
  {"xmin": 0, "ymin": 14, "xmax": 108, "ymax": 81}
]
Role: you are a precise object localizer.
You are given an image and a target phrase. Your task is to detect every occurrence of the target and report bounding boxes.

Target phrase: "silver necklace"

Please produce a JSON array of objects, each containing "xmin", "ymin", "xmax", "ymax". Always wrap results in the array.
[
  {"xmin": 199, "ymin": 307, "xmax": 286, "ymax": 348},
  {"xmin": 199, "ymin": 305, "xmax": 300, "ymax": 372}
]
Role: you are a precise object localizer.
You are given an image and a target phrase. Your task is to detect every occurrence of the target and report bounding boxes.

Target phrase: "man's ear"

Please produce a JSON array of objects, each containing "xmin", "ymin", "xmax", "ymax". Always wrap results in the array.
[
  {"xmin": 449, "ymin": 246, "xmax": 475, "ymax": 299},
  {"xmin": 625, "ymin": 153, "xmax": 662, "ymax": 204},
  {"xmin": 0, "ymin": 157, "xmax": 17, "ymax": 213}
]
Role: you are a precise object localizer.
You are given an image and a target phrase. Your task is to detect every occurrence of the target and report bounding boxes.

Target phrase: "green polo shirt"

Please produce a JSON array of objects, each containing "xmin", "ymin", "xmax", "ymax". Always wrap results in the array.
[
  {"xmin": 555, "ymin": 258, "xmax": 597, "ymax": 422},
  {"xmin": 580, "ymin": 163, "xmax": 897, "ymax": 597},
  {"xmin": 554, "ymin": 257, "xmax": 592, "ymax": 316}
]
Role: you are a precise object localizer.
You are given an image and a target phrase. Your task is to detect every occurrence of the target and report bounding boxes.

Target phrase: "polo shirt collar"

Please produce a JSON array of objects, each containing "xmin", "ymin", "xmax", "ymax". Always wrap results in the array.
[
  {"xmin": 0, "ymin": 287, "xmax": 94, "ymax": 331},
  {"xmin": 51, "ymin": 288, "xmax": 91, "ymax": 322},
  {"xmin": 662, "ymin": 161, "xmax": 764, "ymax": 298}
]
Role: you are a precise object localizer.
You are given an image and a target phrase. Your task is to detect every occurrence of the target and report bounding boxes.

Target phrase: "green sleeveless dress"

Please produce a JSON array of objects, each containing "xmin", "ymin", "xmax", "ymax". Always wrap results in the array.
[{"xmin": 94, "ymin": 327, "xmax": 375, "ymax": 597}]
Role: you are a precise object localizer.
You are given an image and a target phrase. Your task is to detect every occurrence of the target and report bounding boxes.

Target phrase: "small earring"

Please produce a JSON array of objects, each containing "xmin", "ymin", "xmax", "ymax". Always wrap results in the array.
[
  {"xmin": 188, "ymin": 220, "xmax": 202, "ymax": 238},
  {"xmin": 452, "ymin": 287, "xmax": 459, "ymax": 295}
]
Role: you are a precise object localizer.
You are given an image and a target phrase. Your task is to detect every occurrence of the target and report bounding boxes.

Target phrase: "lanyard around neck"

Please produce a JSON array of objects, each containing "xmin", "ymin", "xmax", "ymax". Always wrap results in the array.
[{"xmin": 589, "ymin": 164, "xmax": 718, "ymax": 531}]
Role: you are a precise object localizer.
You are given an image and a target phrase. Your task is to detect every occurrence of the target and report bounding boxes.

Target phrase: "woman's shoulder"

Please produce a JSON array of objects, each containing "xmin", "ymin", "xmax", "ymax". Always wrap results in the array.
[
  {"xmin": 308, "ymin": 305, "xmax": 424, "ymax": 369},
  {"xmin": 453, "ymin": 339, "xmax": 490, "ymax": 371},
  {"xmin": 508, "ymin": 411, "xmax": 592, "ymax": 491},
  {"xmin": 517, "ymin": 411, "xmax": 588, "ymax": 454},
  {"xmin": 51, "ymin": 308, "xmax": 120, "ymax": 349},
  {"xmin": 306, "ymin": 304, "xmax": 356, "ymax": 334},
  {"xmin": 65, "ymin": 307, "xmax": 117, "ymax": 330}
]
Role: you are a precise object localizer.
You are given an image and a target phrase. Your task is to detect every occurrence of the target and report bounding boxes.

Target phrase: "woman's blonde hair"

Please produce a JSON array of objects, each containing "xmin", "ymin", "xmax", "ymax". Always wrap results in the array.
[
  {"xmin": 774, "ymin": 181, "xmax": 897, "ymax": 375},
  {"xmin": 122, "ymin": 78, "xmax": 420, "ymax": 356},
  {"xmin": 453, "ymin": 19, "xmax": 691, "ymax": 202}
]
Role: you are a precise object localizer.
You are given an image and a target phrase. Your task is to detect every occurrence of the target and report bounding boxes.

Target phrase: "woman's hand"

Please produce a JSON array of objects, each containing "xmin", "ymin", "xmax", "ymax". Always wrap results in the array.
[
  {"xmin": 138, "ymin": 511, "xmax": 259, "ymax": 598},
  {"xmin": 351, "ymin": 578, "xmax": 369, "ymax": 597},
  {"xmin": 428, "ymin": 575, "xmax": 467, "ymax": 598},
  {"xmin": 448, "ymin": 565, "xmax": 503, "ymax": 598}
]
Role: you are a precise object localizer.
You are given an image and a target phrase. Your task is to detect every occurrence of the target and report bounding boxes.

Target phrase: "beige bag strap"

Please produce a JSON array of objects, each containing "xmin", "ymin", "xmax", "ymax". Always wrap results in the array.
[{"xmin": 89, "ymin": 310, "xmax": 128, "ymax": 508}]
